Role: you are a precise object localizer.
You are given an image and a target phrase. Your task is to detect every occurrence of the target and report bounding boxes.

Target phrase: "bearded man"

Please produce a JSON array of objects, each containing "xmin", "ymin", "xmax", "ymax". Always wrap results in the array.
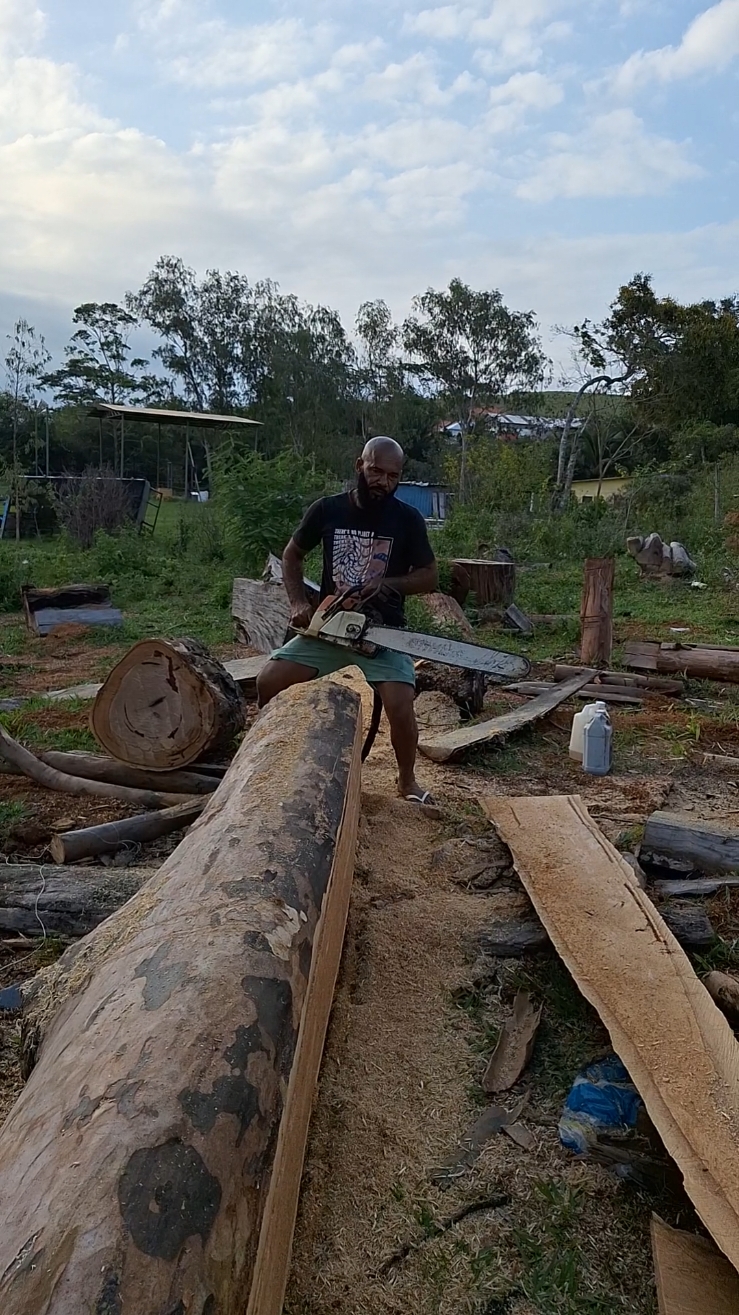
[{"xmin": 256, "ymin": 436, "xmax": 439, "ymax": 803}]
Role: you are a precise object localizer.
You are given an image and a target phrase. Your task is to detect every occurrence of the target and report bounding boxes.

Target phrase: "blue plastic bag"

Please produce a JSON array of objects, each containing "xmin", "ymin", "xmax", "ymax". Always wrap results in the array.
[{"xmin": 559, "ymin": 1055, "xmax": 642, "ymax": 1156}]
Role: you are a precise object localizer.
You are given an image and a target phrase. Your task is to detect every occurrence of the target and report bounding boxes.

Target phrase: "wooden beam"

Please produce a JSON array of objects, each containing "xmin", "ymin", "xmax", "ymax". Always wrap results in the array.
[
  {"xmin": 0, "ymin": 679, "xmax": 362, "ymax": 1315},
  {"xmin": 506, "ymin": 680, "xmax": 642, "ymax": 705},
  {"xmin": 580, "ymin": 557, "xmax": 614, "ymax": 667},
  {"xmin": 651, "ymin": 1216, "xmax": 739, "ymax": 1315},
  {"xmin": 418, "ymin": 669, "xmax": 594, "ymax": 763},
  {"xmin": 0, "ymin": 865, "xmax": 149, "ymax": 937},
  {"xmin": 483, "ymin": 794, "xmax": 739, "ymax": 1272},
  {"xmin": 642, "ymin": 811, "xmax": 739, "ymax": 874}
]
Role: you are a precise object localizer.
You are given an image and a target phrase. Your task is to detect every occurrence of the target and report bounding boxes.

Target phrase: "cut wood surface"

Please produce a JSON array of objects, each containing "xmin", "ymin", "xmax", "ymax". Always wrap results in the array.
[
  {"xmin": 423, "ymin": 591, "xmax": 474, "ymax": 637},
  {"xmin": 0, "ymin": 723, "xmax": 189, "ymax": 810},
  {"xmin": 232, "ymin": 577, "xmax": 292, "ymax": 652},
  {"xmin": 651, "ymin": 1216, "xmax": 739, "ymax": 1315},
  {"xmin": 49, "ymin": 797, "xmax": 205, "ymax": 863},
  {"xmin": 580, "ymin": 557, "xmax": 614, "ymax": 667},
  {"xmin": 642, "ymin": 811, "xmax": 739, "ymax": 874},
  {"xmin": 553, "ymin": 664, "xmax": 684, "ymax": 694},
  {"xmin": 91, "ymin": 637, "xmax": 246, "ymax": 771},
  {"xmin": 418, "ymin": 669, "xmax": 594, "ymax": 763},
  {"xmin": 483, "ymin": 793, "xmax": 739, "ymax": 1272},
  {"xmin": 624, "ymin": 641, "xmax": 739, "ymax": 683},
  {"xmin": 451, "ymin": 558, "xmax": 516, "ymax": 608},
  {"xmin": 0, "ymin": 750, "xmax": 219, "ymax": 794},
  {"xmin": 0, "ymin": 679, "xmax": 362, "ymax": 1315},
  {"xmin": 0, "ymin": 865, "xmax": 149, "ymax": 936}
]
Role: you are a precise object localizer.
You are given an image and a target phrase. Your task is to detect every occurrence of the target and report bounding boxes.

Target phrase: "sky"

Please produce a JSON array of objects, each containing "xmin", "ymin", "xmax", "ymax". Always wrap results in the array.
[{"xmin": 1, "ymin": 0, "xmax": 738, "ymax": 376}]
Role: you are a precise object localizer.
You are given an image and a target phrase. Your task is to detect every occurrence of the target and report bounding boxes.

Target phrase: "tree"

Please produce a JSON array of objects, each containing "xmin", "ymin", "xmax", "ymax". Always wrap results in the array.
[
  {"xmin": 402, "ymin": 279, "xmax": 548, "ymax": 499},
  {"xmin": 45, "ymin": 303, "xmax": 153, "ymax": 407},
  {"xmin": 5, "ymin": 319, "xmax": 50, "ymax": 539}
]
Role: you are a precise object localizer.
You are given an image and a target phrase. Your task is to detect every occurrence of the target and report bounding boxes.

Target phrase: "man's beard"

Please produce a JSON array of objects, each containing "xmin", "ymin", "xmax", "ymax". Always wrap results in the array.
[{"xmin": 356, "ymin": 469, "xmax": 393, "ymax": 510}]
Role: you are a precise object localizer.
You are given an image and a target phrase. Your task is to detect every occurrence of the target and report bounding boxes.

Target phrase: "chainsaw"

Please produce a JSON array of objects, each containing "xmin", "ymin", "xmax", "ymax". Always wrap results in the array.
[{"xmin": 297, "ymin": 585, "xmax": 531, "ymax": 761}]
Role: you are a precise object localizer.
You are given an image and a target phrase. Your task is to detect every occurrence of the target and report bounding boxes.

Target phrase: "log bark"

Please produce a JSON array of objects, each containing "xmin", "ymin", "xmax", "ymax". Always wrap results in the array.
[
  {"xmin": 49, "ymin": 797, "xmax": 206, "ymax": 863},
  {"xmin": 624, "ymin": 642, "xmax": 739, "ymax": 683},
  {"xmin": 0, "ymin": 865, "xmax": 150, "ymax": 936},
  {"xmin": 451, "ymin": 558, "xmax": 516, "ymax": 608},
  {"xmin": 704, "ymin": 972, "xmax": 739, "ymax": 1023},
  {"xmin": 0, "ymin": 723, "xmax": 190, "ymax": 810},
  {"xmin": 91, "ymin": 637, "xmax": 246, "ymax": 771},
  {"xmin": 231, "ymin": 578, "xmax": 319, "ymax": 653},
  {"xmin": 0, "ymin": 679, "xmax": 362, "ymax": 1315},
  {"xmin": 423, "ymin": 592, "xmax": 474, "ymax": 637},
  {"xmin": 642, "ymin": 811, "xmax": 739, "ymax": 874},
  {"xmin": 703, "ymin": 753, "xmax": 739, "ymax": 773},
  {"xmin": 506, "ymin": 681, "xmax": 642, "ymax": 705},
  {"xmin": 0, "ymin": 749, "xmax": 219, "ymax": 794},
  {"xmin": 553, "ymin": 664, "xmax": 684, "ymax": 695},
  {"xmin": 580, "ymin": 557, "xmax": 614, "ymax": 667}
]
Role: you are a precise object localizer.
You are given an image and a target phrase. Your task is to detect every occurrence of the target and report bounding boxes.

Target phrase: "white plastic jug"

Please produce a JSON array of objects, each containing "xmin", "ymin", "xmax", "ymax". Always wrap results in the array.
[
  {"xmin": 582, "ymin": 709, "xmax": 613, "ymax": 776},
  {"xmin": 569, "ymin": 701, "xmax": 607, "ymax": 763}
]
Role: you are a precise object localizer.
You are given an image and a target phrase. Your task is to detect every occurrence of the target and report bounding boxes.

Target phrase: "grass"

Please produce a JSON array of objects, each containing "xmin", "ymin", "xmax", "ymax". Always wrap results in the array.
[{"xmin": 0, "ymin": 800, "xmax": 29, "ymax": 833}]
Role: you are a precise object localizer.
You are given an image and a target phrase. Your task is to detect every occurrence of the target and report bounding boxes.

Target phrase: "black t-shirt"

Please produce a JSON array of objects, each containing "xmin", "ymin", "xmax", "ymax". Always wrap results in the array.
[{"xmin": 293, "ymin": 491, "xmax": 435, "ymax": 626}]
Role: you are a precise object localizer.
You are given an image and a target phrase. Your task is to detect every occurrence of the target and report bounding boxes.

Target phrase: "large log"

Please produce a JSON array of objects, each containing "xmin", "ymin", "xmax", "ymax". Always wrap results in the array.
[
  {"xmin": 0, "ymin": 865, "xmax": 149, "ymax": 937},
  {"xmin": 642, "ymin": 811, "xmax": 739, "ymax": 874},
  {"xmin": 0, "ymin": 679, "xmax": 362, "ymax": 1315},
  {"xmin": 49, "ymin": 797, "xmax": 206, "ymax": 863},
  {"xmin": 91, "ymin": 637, "xmax": 246, "ymax": 771},
  {"xmin": 580, "ymin": 557, "xmax": 614, "ymax": 667},
  {"xmin": 451, "ymin": 558, "xmax": 516, "ymax": 608},
  {"xmin": 624, "ymin": 641, "xmax": 739, "ymax": 683},
  {"xmin": 483, "ymin": 794, "xmax": 739, "ymax": 1271},
  {"xmin": 0, "ymin": 749, "xmax": 219, "ymax": 794}
]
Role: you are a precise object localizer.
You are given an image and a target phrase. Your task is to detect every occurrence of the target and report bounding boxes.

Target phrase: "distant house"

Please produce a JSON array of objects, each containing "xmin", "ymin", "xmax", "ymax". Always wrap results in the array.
[
  {"xmin": 395, "ymin": 482, "xmax": 450, "ymax": 522},
  {"xmin": 437, "ymin": 409, "xmax": 583, "ymax": 442},
  {"xmin": 572, "ymin": 477, "xmax": 631, "ymax": 503}
]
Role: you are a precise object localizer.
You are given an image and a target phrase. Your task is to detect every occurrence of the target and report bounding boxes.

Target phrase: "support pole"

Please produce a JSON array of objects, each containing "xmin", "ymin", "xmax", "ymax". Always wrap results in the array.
[{"xmin": 580, "ymin": 557, "xmax": 614, "ymax": 667}]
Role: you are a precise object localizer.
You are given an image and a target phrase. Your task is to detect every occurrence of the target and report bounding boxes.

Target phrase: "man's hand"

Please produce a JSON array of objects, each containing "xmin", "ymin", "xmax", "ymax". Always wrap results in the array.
[{"xmin": 289, "ymin": 602, "xmax": 313, "ymax": 631}]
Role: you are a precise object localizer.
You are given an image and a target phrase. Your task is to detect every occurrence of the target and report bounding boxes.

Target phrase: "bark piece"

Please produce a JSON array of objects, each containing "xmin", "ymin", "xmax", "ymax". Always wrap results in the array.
[
  {"xmin": 580, "ymin": 557, "xmax": 614, "ymax": 667},
  {"xmin": 231, "ymin": 575, "xmax": 321, "ymax": 654},
  {"xmin": 49, "ymin": 798, "xmax": 206, "ymax": 863},
  {"xmin": 483, "ymin": 793, "xmax": 739, "ymax": 1272},
  {"xmin": 504, "ymin": 604, "xmax": 534, "ymax": 636},
  {"xmin": 624, "ymin": 642, "xmax": 739, "ymax": 683},
  {"xmin": 431, "ymin": 1096, "xmax": 527, "ymax": 1188},
  {"xmin": 0, "ymin": 678, "xmax": 362, "ymax": 1315},
  {"xmin": 0, "ymin": 723, "xmax": 189, "ymax": 810},
  {"xmin": 482, "ymin": 990, "xmax": 542, "ymax": 1094},
  {"xmin": 418, "ymin": 669, "xmax": 594, "ymax": 763},
  {"xmin": 660, "ymin": 903, "xmax": 716, "ymax": 950},
  {"xmin": 91, "ymin": 637, "xmax": 246, "ymax": 770},
  {"xmin": 423, "ymin": 592, "xmax": 474, "ymax": 637},
  {"xmin": 642, "ymin": 811, "xmax": 739, "ymax": 874},
  {"xmin": 0, "ymin": 749, "xmax": 219, "ymax": 794},
  {"xmin": 478, "ymin": 919, "xmax": 550, "ymax": 957},
  {"xmin": 451, "ymin": 558, "xmax": 516, "ymax": 608},
  {"xmin": 651, "ymin": 1216, "xmax": 739, "ymax": 1314},
  {"xmin": 654, "ymin": 878, "xmax": 739, "ymax": 897},
  {"xmin": 0, "ymin": 865, "xmax": 149, "ymax": 936}
]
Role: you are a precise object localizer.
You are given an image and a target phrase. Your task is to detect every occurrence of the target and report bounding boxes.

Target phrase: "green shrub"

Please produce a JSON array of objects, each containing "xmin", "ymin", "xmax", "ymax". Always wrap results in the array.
[{"xmin": 213, "ymin": 447, "xmax": 336, "ymax": 575}]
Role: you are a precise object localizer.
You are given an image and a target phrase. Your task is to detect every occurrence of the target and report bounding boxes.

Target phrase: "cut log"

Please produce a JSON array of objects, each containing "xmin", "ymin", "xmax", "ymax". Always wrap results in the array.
[
  {"xmin": 660, "ymin": 903, "xmax": 716, "ymax": 950},
  {"xmin": 0, "ymin": 865, "xmax": 150, "ymax": 936},
  {"xmin": 553, "ymin": 665, "xmax": 684, "ymax": 695},
  {"xmin": 49, "ymin": 797, "xmax": 206, "ymax": 863},
  {"xmin": 0, "ymin": 749, "xmax": 219, "ymax": 794},
  {"xmin": 91, "ymin": 637, "xmax": 246, "ymax": 771},
  {"xmin": 0, "ymin": 678, "xmax": 362, "ymax": 1315},
  {"xmin": 483, "ymin": 794, "xmax": 739, "ymax": 1271},
  {"xmin": 651, "ymin": 1216, "xmax": 739, "ymax": 1315},
  {"xmin": 418, "ymin": 669, "xmax": 595, "ymax": 763},
  {"xmin": 625, "ymin": 642, "xmax": 739, "ymax": 683},
  {"xmin": 451, "ymin": 558, "xmax": 516, "ymax": 608},
  {"xmin": 0, "ymin": 723, "xmax": 190, "ymax": 810},
  {"xmin": 642, "ymin": 811, "xmax": 739, "ymax": 874},
  {"xmin": 580, "ymin": 557, "xmax": 614, "ymax": 667},
  {"xmin": 704, "ymin": 972, "xmax": 739, "ymax": 1023},
  {"xmin": 423, "ymin": 592, "xmax": 474, "ymax": 638}
]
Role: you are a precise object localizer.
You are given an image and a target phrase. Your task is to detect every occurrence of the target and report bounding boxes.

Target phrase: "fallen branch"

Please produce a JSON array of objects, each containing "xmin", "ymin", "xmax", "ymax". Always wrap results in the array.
[
  {"xmin": 0, "ymin": 865, "xmax": 150, "ymax": 936},
  {"xmin": 0, "ymin": 749, "xmax": 219, "ymax": 794},
  {"xmin": 49, "ymin": 797, "xmax": 206, "ymax": 863}
]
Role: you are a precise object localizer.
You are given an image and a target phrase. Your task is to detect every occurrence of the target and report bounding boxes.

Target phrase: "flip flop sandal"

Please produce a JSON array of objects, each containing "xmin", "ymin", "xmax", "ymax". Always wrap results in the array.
[{"xmin": 404, "ymin": 790, "xmax": 436, "ymax": 806}]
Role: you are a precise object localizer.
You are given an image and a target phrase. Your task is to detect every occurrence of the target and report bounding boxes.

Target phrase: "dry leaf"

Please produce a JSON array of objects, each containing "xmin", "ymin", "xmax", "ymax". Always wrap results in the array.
[{"xmin": 482, "ymin": 990, "xmax": 542, "ymax": 1094}]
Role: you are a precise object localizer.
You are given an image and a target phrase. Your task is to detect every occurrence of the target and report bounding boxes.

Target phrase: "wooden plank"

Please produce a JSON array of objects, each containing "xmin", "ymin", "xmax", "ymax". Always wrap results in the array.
[
  {"xmin": 654, "ymin": 878, "xmax": 739, "ymax": 897},
  {"xmin": 642, "ymin": 811, "xmax": 739, "ymax": 874},
  {"xmin": 553, "ymin": 665, "xmax": 684, "ymax": 694},
  {"xmin": 507, "ymin": 681, "xmax": 642, "ymax": 705},
  {"xmin": 651, "ymin": 1216, "xmax": 739, "ymax": 1314},
  {"xmin": 580, "ymin": 557, "xmax": 614, "ymax": 667},
  {"xmin": 482, "ymin": 794, "xmax": 739, "ymax": 1272},
  {"xmin": 418, "ymin": 670, "xmax": 594, "ymax": 763}
]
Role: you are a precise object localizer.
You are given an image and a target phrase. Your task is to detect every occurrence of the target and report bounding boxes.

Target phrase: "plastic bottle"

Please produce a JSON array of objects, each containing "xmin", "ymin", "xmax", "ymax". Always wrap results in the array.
[
  {"xmin": 569, "ymin": 701, "xmax": 607, "ymax": 763},
  {"xmin": 582, "ymin": 708, "xmax": 613, "ymax": 776}
]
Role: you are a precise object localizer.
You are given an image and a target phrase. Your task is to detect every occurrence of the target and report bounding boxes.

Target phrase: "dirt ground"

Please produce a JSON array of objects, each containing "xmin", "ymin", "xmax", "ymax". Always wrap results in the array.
[{"xmin": 2, "ymin": 645, "xmax": 739, "ymax": 1311}]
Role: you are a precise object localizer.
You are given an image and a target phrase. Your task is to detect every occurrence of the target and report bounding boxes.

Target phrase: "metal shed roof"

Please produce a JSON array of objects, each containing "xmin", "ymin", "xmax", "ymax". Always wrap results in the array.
[{"xmin": 88, "ymin": 403, "xmax": 262, "ymax": 428}]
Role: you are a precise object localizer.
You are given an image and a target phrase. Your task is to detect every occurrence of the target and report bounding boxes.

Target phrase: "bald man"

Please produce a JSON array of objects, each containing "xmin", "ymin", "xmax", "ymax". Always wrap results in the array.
[{"xmin": 257, "ymin": 437, "xmax": 439, "ymax": 803}]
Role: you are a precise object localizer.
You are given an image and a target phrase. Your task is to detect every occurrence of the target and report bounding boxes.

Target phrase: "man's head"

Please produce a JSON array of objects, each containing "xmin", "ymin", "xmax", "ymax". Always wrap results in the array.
[{"xmin": 355, "ymin": 436, "xmax": 404, "ymax": 509}]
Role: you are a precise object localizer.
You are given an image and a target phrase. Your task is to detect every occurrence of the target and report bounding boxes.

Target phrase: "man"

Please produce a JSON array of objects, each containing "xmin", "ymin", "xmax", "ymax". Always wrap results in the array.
[{"xmin": 257, "ymin": 436, "xmax": 439, "ymax": 803}]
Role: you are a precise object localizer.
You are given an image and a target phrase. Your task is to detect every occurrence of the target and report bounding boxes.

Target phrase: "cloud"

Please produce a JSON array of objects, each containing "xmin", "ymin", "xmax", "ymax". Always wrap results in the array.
[
  {"xmin": 517, "ymin": 109, "xmax": 701, "ymax": 200},
  {"xmin": 405, "ymin": 0, "xmax": 569, "ymax": 68},
  {"xmin": 611, "ymin": 0, "xmax": 739, "ymax": 92},
  {"xmin": 0, "ymin": 0, "xmax": 45, "ymax": 56},
  {"xmin": 363, "ymin": 52, "xmax": 480, "ymax": 105}
]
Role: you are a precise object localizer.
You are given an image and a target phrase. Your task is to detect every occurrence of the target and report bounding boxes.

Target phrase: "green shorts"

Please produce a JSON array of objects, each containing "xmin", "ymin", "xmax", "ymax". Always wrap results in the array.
[{"xmin": 270, "ymin": 635, "xmax": 416, "ymax": 687}]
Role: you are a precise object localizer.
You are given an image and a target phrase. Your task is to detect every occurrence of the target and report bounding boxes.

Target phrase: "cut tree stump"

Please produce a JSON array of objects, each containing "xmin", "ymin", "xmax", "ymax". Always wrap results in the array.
[
  {"xmin": 91, "ymin": 637, "xmax": 246, "ymax": 771},
  {"xmin": 642, "ymin": 811, "xmax": 739, "ymax": 874},
  {"xmin": 451, "ymin": 558, "xmax": 516, "ymax": 608},
  {"xmin": 483, "ymin": 794, "xmax": 739, "ymax": 1272},
  {"xmin": 0, "ymin": 678, "xmax": 362, "ymax": 1315},
  {"xmin": 0, "ymin": 865, "xmax": 150, "ymax": 937},
  {"xmin": 580, "ymin": 557, "xmax": 614, "ymax": 667}
]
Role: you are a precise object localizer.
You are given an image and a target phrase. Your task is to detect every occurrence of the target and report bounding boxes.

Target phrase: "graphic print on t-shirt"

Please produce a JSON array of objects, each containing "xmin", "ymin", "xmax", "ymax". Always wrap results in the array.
[{"xmin": 332, "ymin": 529, "xmax": 393, "ymax": 591}]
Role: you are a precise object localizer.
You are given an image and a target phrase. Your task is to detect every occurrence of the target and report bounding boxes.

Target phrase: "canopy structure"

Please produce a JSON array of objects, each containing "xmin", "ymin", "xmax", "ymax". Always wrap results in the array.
[{"xmin": 88, "ymin": 403, "xmax": 261, "ymax": 430}]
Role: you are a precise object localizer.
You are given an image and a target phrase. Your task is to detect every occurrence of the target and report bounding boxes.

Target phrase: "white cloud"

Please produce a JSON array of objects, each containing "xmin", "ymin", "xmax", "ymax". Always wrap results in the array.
[
  {"xmin": 406, "ymin": 0, "xmax": 569, "ymax": 68},
  {"xmin": 0, "ymin": 0, "xmax": 45, "ymax": 56},
  {"xmin": 517, "ymin": 108, "xmax": 701, "ymax": 200},
  {"xmin": 611, "ymin": 0, "xmax": 739, "ymax": 92}
]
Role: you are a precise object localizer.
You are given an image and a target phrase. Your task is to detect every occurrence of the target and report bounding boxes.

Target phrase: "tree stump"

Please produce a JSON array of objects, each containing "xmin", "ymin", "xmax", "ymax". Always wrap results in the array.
[
  {"xmin": 451, "ymin": 558, "xmax": 516, "ymax": 608},
  {"xmin": 91, "ymin": 637, "xmax": 246, "ymax": 771},
  {"xmin": 580, "ymin": 557, "xmax": 614, "ymax": 667},
  {"xmin": 0, "ymin": 679, "xmax": 362, "ymax": 1315}
]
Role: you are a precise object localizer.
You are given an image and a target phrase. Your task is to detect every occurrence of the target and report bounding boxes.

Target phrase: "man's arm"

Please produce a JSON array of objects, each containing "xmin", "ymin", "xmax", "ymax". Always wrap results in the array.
[
  {"xmin": 383, "ymin": 561, "xmax": 439, "ymax": 596},
  {"xmin": 282, "ymin": 538, "xmax": 314, "ymax": 629}
]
